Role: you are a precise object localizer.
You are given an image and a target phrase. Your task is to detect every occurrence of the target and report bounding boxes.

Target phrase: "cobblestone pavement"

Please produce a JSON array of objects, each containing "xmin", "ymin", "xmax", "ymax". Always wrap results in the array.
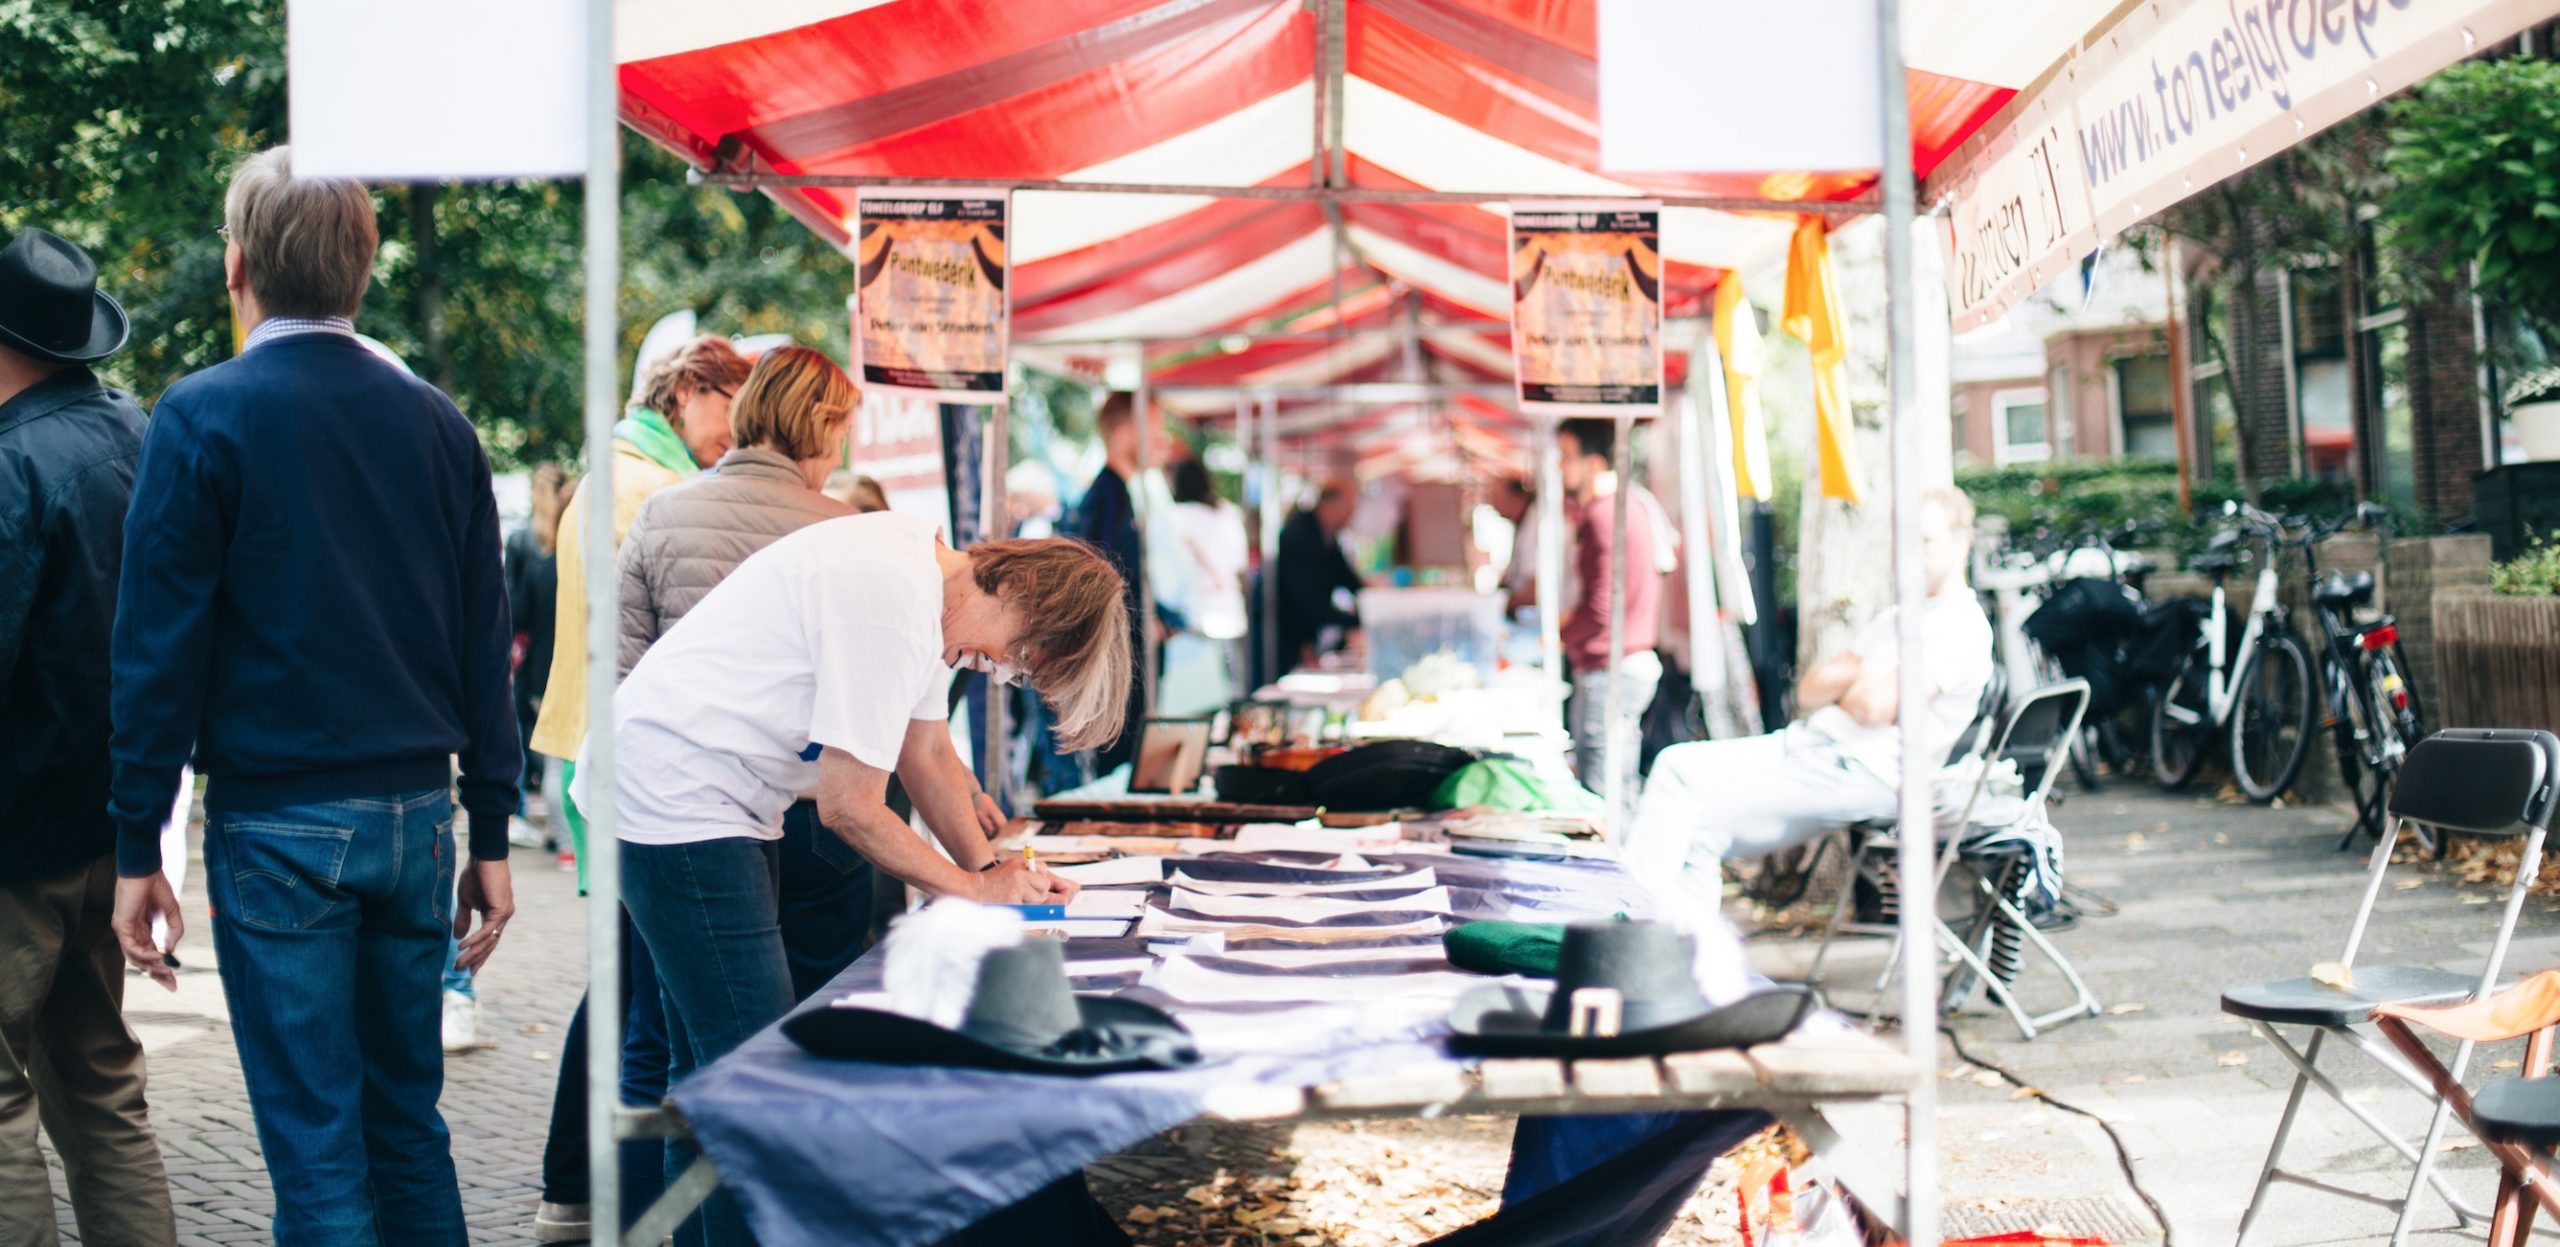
[{"xmin": 47, "ymin": 778, "xmax": 2560, "ymax": 1246}]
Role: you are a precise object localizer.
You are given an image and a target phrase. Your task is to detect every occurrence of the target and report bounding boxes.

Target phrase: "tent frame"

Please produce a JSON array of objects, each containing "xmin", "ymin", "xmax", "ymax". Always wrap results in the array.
[{"xmin": 582, "ymin": 4, "xmax": 1937, "ymax": 1245}]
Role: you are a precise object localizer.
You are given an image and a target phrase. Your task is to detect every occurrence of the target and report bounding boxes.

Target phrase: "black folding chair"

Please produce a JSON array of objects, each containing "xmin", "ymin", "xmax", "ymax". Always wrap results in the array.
[{"xmin": 2225, "ymin": 728, "xmax": 2560, "ymax": 1246}]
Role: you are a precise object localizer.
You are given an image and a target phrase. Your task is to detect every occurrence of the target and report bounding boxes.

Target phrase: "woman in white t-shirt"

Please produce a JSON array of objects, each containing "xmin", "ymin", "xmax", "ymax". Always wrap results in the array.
[
  {"xmin": 578, "ymin": 519, "xmax": 1129, "ymax": 1246},
  {"xmin": 1159, "ymin": 458, "xmax": 1249, "ymax": 712}
]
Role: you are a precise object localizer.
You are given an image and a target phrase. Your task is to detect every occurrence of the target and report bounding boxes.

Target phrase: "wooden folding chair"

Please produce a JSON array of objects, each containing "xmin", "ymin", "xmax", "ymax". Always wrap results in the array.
[
  {"xmin": 2373, "ymin": 969, "xmax": 2560, "ymax": 1247},
  {"xmin": 2224, "ymin": 727, "xmax": 2560, "ymax": 1247}
]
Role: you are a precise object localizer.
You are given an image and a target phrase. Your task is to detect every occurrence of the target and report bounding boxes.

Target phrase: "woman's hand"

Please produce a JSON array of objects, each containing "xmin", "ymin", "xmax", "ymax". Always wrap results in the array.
[
  {"xmin": 971, "ymin": 859, "xmax": 1080, "ymax": 904},
  {"xmin": 973, "ymin": 792, "xmax": 1007, "ymax": 841}
]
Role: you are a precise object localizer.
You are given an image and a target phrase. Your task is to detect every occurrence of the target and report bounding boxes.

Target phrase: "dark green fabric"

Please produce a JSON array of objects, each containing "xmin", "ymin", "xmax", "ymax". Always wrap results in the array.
[
  {"xmin": 1429, "ymin": 758, "xmax": 1603, "ymax": 815},
  {"xmin": 1446, "ymin": 921, "xmax": 1568, "ymax": 978}
]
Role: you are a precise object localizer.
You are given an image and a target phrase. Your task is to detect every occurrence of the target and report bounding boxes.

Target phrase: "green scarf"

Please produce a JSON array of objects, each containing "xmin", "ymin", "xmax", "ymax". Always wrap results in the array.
[{"xmin": 614, "ymin": 407, "xmax": 701, "ymax": 478}]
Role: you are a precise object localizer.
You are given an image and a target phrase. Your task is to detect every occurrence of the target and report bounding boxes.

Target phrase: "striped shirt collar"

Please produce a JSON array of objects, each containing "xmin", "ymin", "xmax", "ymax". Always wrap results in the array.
[{"xmin": 243, "ymin": 315, "xmax": 358, "ymax": 352}]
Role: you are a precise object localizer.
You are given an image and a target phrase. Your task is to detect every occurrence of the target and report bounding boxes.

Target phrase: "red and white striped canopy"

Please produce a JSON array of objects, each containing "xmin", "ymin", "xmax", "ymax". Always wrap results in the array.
[{"xmin": 616, "ymin": 0, "xmax": 2112, "ymax": 469}]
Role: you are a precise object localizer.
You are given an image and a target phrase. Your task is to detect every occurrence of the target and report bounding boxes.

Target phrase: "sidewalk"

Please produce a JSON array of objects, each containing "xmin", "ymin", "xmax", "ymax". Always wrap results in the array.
[
  {"xmin": 1760, "ymin": 781, "xmax": 2557, "ymax": 1247},
  {"xmin": 51, "ymin": 782, "xmax": 2555, "ymax": 1245}
]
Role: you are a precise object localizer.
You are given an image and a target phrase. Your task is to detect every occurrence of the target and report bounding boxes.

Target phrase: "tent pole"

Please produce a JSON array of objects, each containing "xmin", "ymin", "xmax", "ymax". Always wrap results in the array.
[
  {"xmin": 1876, "ymin": 0, "xmax": 1938, "ymax": 1242},
  {"xmin": 579, "ymin": 0, "xmax": 624, "ymax": 1232},
  {"xmin": 983, "ymin": 400, "xmax": 1009, "ymax": 803},
  {"xmin": 1134, "ymin": 368, "xmax": 1158, "ymax": 723},
  {"xmin": 1533, "ymin": 418, "xmax": 1564, "ymax": 728},
  {"xmin": 1257, "ymin": 394, "xmax": 1280, "ymax": 683},
  {"xmin": 693, "ymin": 170, "xmax": 1877, "ymax": 217},
  {"xmin": 1674, "ymin": 372, "xmax": 1724, "ymax": 704},
  {"xmin": 1601, "ymin": 412, "xmax": 1633, "ymax": 838}
]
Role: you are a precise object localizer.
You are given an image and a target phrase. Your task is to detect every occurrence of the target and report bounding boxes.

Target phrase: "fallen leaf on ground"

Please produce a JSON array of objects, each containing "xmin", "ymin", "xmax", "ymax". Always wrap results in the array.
[
  {"xmin": 2396, "ymin": 878, "xmax": 2425, "ymax": 890},
  {"xmin": 2495, "ymin": 1059, "xmax": 2522, "ymax": 1070},
  {"xmin": 2107, "ymin": 1002, "xmax": 2148, "ymax": 1015},
  {"xmin": 1970, "ymin": 1068, "xmax": 2005, "ymax": 1088},
  {"xmin": 2011, "ymin": 1087, "xmax": 2044, "ymax": 1100},
  {"xmin": 2217, "ymin": 1050, "xmax": 2250, "ymax": 1067},
  {"xmin": 2103, "ymin": 1074, "xmax": 2150, "ymax": 1086}
]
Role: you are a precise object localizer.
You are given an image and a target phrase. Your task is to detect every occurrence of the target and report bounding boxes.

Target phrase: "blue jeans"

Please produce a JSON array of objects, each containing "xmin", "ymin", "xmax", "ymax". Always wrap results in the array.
[
  {"xmin": 776, "ymin": 800, "xmax": 874, "ymax": 999},
  {"xmin": 623, "ymin": 837, "xmax": 793, "ymax": 1247},
  {"xmin": 203, "ymin": 789, "xmax": 467, "ymax": 1247}
]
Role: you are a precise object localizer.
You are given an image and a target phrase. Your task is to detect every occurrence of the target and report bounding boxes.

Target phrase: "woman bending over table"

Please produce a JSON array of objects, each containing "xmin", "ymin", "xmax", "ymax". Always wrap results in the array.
[{"xmin": 575, "ymin": 521, "xmax": 1125, "ymax": 1246}]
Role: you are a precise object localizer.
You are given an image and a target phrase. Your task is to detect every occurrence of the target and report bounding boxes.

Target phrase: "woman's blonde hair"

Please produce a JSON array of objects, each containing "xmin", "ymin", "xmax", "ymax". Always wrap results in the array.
[
  {"xmin": 728, "ymin": 345, "xmax": 856, "ymax": 462},
  {"xmin": 968, "ymin": 539, "xmax": 1132, "ymax": 752},
  {"xmin": 529, "ymin": 463, "xmax": 568, "ymax": 554}
]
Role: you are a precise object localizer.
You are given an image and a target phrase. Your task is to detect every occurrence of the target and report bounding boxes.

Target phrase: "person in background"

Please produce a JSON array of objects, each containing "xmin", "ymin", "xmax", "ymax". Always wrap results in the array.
[
  {"xmin": 1166, "ymin": 457, "xmax": 1250, "ymax": 710},
  {"xmin": 825, "ymin": 471, "xmax": 889, "ymax": 514},
  {"xmin": 1553, "ymin": 418, "xmax": 1667, "ymax": 826},
  {"xmin": 1490, "ymin": 474, "xmax": 1556, "ymax": 616},
  {"xmin": 107, "ymin": 147, "xmax": 517, "ymax": 1247},
  {"xmin": 1624, "ymin": 487, "xmax": 1992, "ymax": 918},
  {"xmin": 507, "ymin": 463, "xmax": 566, "ymax": 822},
  {"xmin": 587, "ymin": 524, "xmax": 1113, "ymax": 1247},
  {"xmin": 1273, "ymin": 477, "xmax": 1365, "ymax": 673},
  {"xmin": 519, "ymin": 338, "xmax": 742, "ymax": 1243},
  {"xmin": 1075, "ymin": 392, "xmax": 1185, "ymax": 777},
  {"xmin": 0, "ymin": 227, "xmax": 175, "ymax": 1247}
]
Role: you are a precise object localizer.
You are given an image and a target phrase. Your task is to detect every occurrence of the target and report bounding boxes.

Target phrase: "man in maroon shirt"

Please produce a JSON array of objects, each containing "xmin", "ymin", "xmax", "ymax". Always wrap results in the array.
[{"xmin": 1555, "ymin": 418, "xmax": 1666, "ymax": 824}]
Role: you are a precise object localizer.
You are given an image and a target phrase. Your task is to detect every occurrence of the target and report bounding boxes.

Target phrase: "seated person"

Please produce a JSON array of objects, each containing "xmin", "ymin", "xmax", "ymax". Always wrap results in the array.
[{"xmin": 1622, "ymin": 487, "xmax": 1991, "ymax": 913}]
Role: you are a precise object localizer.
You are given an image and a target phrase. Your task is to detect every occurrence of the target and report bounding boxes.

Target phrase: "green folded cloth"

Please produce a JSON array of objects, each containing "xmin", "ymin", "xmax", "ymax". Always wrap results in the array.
[
  {"xmin": 1446, "ymin": 920, "xmax": 1568, "ymax": 978},
  {"xmin": 1429, "ymin": 758, "xmax": 1604, "ymax": 815}
]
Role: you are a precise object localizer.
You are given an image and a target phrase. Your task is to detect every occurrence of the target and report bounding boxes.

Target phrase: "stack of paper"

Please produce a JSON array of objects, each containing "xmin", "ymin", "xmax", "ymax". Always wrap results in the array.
[
  {"xmin": 1168, "ymin": 887, "xmax": 1454, "ymax": 921},
  {"xmin": 1151, "ymin": 955, "xmax": 1491, "ymax": 1006},
  {"xmin": 1133, "ymin": 911, "xmax": 1446, "ymax": 942},
  {"xmin": 1231, "ymin": 824, "xmax": 1405, "ymax": 855},
  {"xmin": 1165, "ymin": 867, "xmax": 1438, "ymax": 897},
  {"xmin": 1051, "ymin": 857, "xmax": 1166, "ymax": 886}
]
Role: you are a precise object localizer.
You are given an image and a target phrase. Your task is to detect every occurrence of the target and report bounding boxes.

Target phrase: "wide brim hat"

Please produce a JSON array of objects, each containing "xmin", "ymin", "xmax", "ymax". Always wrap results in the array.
[
  {"xmin": 0, "ymin": 228, "xmax": 129, "ymax": 364},
  {"xmin": 1447, "ymin": 920, "xmax": 1815, "ymax": 1057},
  {"xmin": 784, "ymin": 940, "xmax": 1200, "ymax": 1076}
]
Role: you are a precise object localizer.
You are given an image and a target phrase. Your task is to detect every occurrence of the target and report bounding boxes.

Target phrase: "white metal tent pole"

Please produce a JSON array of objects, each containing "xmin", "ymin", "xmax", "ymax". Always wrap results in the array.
[
  {"xmin": 1533, "ymin": 417, "xmax": 1565, "ymax": 710},
  {"xmin": 1876, "ymin": 0, "xmax": 1938, "ymax": 1241},
  {"xmin": 983, "ymin": 401, "xmax": 1009, "ymax": 799},
  {"xmin": 580, "ymin": 0, "xmax": 623, "ymax": 1232},
  {"xmin": 1134, "ymin": 370, "xmax": 1158, "ymax": 721},
  {"xmin": 1601, "ymin": 412, "xmax": 1633, "ymax": 837},
  {"xmin": 1673, "ymin": 374, "xmax": 1723, "ymax": 702},
  {"xmin": 1258, "ymin": 394, "xmax": 1280, "ymax": 683}
]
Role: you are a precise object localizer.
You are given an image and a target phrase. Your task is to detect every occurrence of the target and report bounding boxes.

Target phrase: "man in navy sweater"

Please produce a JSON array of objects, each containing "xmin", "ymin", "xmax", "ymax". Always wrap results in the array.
[{"xmin": 106, "ymin": 147, "xmax": 518, "ymax": 1247}]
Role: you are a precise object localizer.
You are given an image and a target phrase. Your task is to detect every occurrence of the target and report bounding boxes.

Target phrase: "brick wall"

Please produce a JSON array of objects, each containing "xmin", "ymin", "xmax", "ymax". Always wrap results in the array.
[
  {"xmin": 2402, "ymin": 284, "xmax": 2487, "ymax": 524},
  {"xmin": 2387, "ymin": 534, "xmax": 2491, "ymax": 727}
]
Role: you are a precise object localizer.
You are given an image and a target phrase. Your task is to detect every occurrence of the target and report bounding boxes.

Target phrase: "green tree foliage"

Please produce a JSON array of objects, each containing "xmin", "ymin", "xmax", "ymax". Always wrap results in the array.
[
  {"xmin": 0, "ymin": 0, "xmax": 851, "ymax": 469},
  {"xmin": 2382, "ymin": 58, "xmax": 2560, "ymax": 346}
]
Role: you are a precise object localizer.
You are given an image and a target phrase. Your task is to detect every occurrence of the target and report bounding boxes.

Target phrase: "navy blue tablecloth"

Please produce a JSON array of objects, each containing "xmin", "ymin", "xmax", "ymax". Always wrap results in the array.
[{"xmin": 668, "ymin": 850, "xmax": 1747, "ymax": 1247}]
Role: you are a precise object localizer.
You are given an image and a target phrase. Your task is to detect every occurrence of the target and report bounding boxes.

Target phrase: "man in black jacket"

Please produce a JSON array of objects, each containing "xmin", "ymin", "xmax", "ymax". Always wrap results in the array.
[
  {"xmin": 0, "ymin": 227, "xmax": 175, "ymax": 1245},
  {"xmin": 1273, "ymin": 477, "xmax": 1365, "ymax": 674}
]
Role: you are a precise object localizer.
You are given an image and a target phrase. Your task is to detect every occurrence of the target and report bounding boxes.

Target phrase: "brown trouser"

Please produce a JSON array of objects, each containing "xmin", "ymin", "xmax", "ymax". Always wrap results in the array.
[{"xmin": 0, "ymin": 855, "xmax": 175, "ymax": 1247}]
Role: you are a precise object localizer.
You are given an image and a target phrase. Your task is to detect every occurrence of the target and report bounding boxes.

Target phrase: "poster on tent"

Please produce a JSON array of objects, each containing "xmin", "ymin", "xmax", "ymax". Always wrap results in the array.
[
  {"xmin": 849, "ymin": 386, "xmax": 953, "ymax": 531},
  {"xmin": 854, "ymin": 188, "xmax": 1010, "ymax": 403},
  {"xmin": 1507, "ymin": 201, "xmax": 1664, "ymax": 416}
]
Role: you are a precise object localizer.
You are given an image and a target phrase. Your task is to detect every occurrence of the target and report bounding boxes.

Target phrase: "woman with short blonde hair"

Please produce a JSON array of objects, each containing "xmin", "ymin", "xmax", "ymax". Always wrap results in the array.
[{"xmin": 725, "ymin": 345, "xmax": 856, "ymax": 476}]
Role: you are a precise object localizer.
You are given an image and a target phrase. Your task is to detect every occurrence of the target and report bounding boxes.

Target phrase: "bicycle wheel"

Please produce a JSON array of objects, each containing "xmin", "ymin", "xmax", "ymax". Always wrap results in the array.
[
  {"xmin": 2379, "ymin": 640, "xmax": 2427, "ymax": 748},
  {"xmin": 2231, "ymin": 631, "xmax": 2315, "ymax": 802},
  {"xmin": 2151, "ymin": 650, "xmax": 2210, "ymax": 789},
  {"xmin": 2330, "ymin": 658, "xmax": 2395, "ymax": 846}
]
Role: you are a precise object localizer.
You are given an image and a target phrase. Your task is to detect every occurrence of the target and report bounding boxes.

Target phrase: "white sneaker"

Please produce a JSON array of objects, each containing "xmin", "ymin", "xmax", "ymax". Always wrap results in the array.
[
  {"xmin": 441, "ymin": 990, "xmax": 478, "ymax": 1053},
  {"xmin": 532, "ymin": 1201, "xmax": 593, "ymax": 1242},
  {"xmin": 508, "ymin": 816, "xmax": 545, "ymax": 849}
]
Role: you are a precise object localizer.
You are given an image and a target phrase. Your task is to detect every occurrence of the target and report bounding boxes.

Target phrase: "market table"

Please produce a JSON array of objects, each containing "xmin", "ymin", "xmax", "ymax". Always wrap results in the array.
[{"xmin": 650, "ymin": 843, "xmax": 1923, "ymax": 1247}]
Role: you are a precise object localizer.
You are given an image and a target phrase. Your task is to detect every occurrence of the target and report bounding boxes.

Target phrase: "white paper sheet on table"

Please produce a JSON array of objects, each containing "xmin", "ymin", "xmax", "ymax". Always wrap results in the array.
[
  {"xmin": 1020, "ymin": 918, "xmax": 1134, "ymax": 939},
  {"xmin": 1134, "ymin": 910, "xmax": 1447, "ymax": 942},
  {"xmin": 1231, "ymin": 825, "xmax": 1404, "ymax": 854},
  {"xmin": 1026, "ymin": 835, "xmax": 1223, "ymax": 857},
  {"xmin": 1165, "ymin": 868, "xmax": 1438, "ymax": 897},
  {"xmin": 1051, "ymin": 857, "xmax": 1167, "ymax": 886},
  {"xmin": 1150, "ymin": 955, "xmax": 1496, "ymax": 1006},
  {"xmin": 1063, "ymin": 892, "xmax": 1148, "ymax": 919},
  {"xmin": 1211, "ymin": 944, "xmax": 1454, "ymax": 969},
  {"xmin": 1170, "ymin": 886, "xmax": 1452, "ymax": 920}
]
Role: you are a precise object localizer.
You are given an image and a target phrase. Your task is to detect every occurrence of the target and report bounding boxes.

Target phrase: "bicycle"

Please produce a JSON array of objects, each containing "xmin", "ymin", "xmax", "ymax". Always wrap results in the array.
[
  {"xmin": 2150, "ymin": 501, "xmax": 2316, "ymax": 801},
  {"xmin": 2294, "ymin": 503, "xmax": 2432, "ymax": 853},
  {"xmin": 1982, "ymin": 519, "xmax": 2155, "ymax": 791}
]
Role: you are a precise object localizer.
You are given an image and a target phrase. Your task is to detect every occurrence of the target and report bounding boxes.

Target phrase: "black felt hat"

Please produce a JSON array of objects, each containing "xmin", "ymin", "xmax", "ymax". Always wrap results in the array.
[
  {"xmin": 0, "ymin": 229, "xmax": 129, "ymax": 365},
  {"xmin": 1449, "ymin": 921, "xmax": 1815, "ymax": 1057},
  {"xmin": 784, "ymin": 939, "xmax": 1201, "ymax": 1075}
]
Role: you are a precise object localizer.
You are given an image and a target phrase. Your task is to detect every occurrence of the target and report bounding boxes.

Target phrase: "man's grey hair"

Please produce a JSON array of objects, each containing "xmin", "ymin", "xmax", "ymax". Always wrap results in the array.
[{"xmin": 224, "ymin": 147, "xmax": 378, "ymax": 320}]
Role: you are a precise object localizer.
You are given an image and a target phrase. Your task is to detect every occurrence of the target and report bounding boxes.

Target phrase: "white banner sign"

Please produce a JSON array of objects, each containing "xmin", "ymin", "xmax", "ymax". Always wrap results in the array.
[
  {"xmin": 1940, "ymin": 0, "xmax": 2556, "ymax": 325},
  {"xmin": 289, "ymin": 0, "xmax": 586, "ymax": 178},
  {"xmin": 1597, "ymin": 0, "xmax": 1882, "ymax": 173}
]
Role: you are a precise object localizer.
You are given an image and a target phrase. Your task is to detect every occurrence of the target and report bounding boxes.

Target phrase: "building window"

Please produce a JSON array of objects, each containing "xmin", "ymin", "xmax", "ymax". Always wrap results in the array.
[
  {"xmin": 2293, "ymin": 266, "xmax": 2355, "ymax": 484},
  {"xmin": 1993, "ymin": 388, "xmax": 2050, "ymax": 464},
  {"xmin": 2115, "ymin": 355, "xmax": 2177, "ymax": 460},
  {"xmin": 2355, "ymin": 220, "xmax": 2414, "ymax": 506},
  {"xmin": 2190, "ymin": 285, "xmax": 2234, "ymax": 479}
]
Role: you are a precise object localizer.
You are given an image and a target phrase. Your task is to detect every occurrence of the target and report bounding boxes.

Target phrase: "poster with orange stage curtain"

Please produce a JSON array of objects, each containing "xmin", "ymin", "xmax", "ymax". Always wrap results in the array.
[
  {"xmin": 1780, "ymin": 217, "xmax": 1865, "ymax": 504},
  {"xmin": 854, "ymin": 188, "xmax": 1010, "ymax": 402},
  {"xmin": 1507, "ymin": 201, "xmax": 1663, "ymax": 416}
]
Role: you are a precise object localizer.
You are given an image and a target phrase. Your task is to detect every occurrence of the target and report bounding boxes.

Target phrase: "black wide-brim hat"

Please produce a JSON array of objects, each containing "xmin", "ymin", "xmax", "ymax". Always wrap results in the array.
[
  {"xmin": 0, "ymin": 228, "xmax": 130, "ymax": 365},
  {"xmin": 1448, "ymin": 920, "xmax": 1816, "ymax": 1057},
  {"xmin": 784, "ymin": 940, "xmax": 1201, "ymax": 1076}
]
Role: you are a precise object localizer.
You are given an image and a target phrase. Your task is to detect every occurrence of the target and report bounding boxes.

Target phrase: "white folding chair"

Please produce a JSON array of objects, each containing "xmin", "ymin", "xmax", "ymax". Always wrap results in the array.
[{"xmin": 2225, "ymin": 728, "xmax": 2560, "ymax": 1246}]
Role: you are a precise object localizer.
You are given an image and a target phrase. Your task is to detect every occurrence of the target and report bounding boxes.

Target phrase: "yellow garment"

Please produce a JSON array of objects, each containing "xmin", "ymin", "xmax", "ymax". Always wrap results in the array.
[
  {"xmin": 526, "ymin": 439, "xmax": 687, "ymax": 760},
  {"xmin": 1712, "ymin": 278, "xmax": 1773, "ymax": 503},
  {"xmin": 1780, "ymin": 217, "xmax": 1866, "ymax": 505}
]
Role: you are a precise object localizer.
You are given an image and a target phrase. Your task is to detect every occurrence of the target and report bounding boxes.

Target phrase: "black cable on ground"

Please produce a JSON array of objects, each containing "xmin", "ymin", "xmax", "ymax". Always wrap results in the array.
[{"xmin": 1937, "ymin": 1024, "xmax": 2174, "ymax": 1247}]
